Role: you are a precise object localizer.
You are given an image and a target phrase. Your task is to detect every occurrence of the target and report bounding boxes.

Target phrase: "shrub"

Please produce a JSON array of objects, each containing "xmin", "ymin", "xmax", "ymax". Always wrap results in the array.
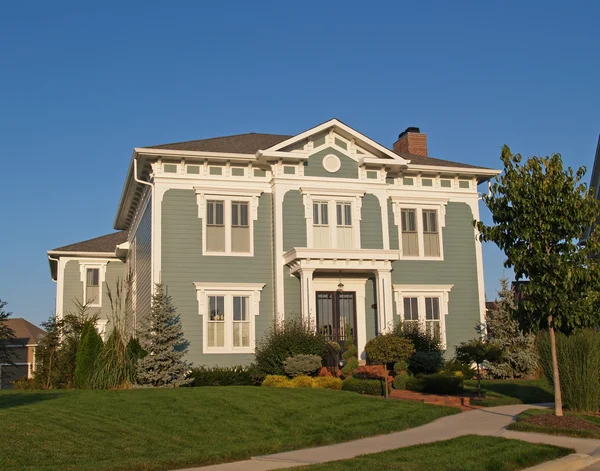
[
  {"xmin": 406, "ymin": 373, "xmax": 464, "ymax": 395},
  {"xmin": 283, "ymin": 354, "xmax": 322, "ymax": 377},
  {"xmin": 365, "ymin": 334, "xmax": 415, "ymax": 367},
  {"xmin": 12, "ymin": 377, "xmax": 36, "ymax": 390},
  {"xmin": 441, "ymin": 358, "xmax": 475, "ymax": 379},
  {"xmin": 408, "ymin": 351, "xmax": 443, "ymax": 375},
  {"xmin": 456, "ymin": 338, "xmax": 503, "ymax": 397},
  {"xmin": 393, "ymin": 360, "xmax": 409, "ymax": 374},
  {"xmin": 247, "ymin": 363, "xmax": 267, "ymax": 386},
  {"xmin": 189, "ymin": 366, "xmax": 254, "ymax": 386},
  {"xmin": 538, "ymin": 329, "xmax": 600, "ymax": 412},
  {"xmin": 393, "ymin": 373, "xmax": 410, "ymax": 390},
  {"xmin": 342, "ymin": 344, "xmax": 358, "ymax": 361},
  {"xmin": 341, "ymin": 357, "xmax": 359, "ymax": 376},
  {"xmin": 74, "ymin": 321, "xmax": 104, "ymax": 388},
  {"xmin": 395, "ymin": 322, "xmax": 442, "ymax": 352},
  {"xmin": 290, "ymin": 375, "xmax": 315, "ymax": 388},
  {"xmin": 262, "ymin": 375, "xmax": 292, "ymax": 388},
  {"xmin": 342, "ymin": 377, "xmax": 385, "ymax": 396},
  {"xmin": 254, "ymin": 319, "xmax": 328, "ymax": 375},
  {"xmin": 313, "ymin": 376, "xmax": 343, "ymax": 390}
]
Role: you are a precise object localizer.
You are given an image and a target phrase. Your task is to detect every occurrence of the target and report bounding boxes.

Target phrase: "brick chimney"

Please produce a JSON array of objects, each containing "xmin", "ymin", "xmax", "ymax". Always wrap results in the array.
[{"xmin": 393, "ymin": 127, "xmax": 428, "ymax": 157}]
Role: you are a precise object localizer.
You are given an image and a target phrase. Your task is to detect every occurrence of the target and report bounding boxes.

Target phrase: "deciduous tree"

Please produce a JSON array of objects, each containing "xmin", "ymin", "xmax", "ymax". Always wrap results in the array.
[{"xmin": 476, "ymin": 146, "xmax": 600, "ymax": 415}]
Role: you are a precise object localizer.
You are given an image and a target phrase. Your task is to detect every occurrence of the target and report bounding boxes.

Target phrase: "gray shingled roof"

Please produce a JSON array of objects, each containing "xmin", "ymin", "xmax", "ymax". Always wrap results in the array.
[
  {"xmin": 4, "ymin": 318, "xmax": 46, "ymax": 345},
  {"xmin": 145, "ymin": 132, "xmax": 491, "ymax": 170},
  {"xmin": 146, "ymin": 133, "xmax": 293, "ymax": 154},
  {"xmin": 51, "ymin": 231, "xmax": 127, "ymax": 253}
]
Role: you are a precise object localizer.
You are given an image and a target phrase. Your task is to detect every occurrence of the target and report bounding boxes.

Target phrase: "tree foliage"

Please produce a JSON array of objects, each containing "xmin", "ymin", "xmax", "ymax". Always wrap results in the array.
[
  {"xmin": 476, "ymin": 146, "xmax": 600, "ymax": 333},
  {"xmin": 74, "ymin": 321, "xmax": 103, "ymax": 388},
  {"xmin": 456, "ymin": 338, "xmax": 503, "ymax": 397},
  {"xmin": 0, "ymin": 299, "xmax": 16, "ymax": 366},
  {"xmin": 476, "ymin": 146, "xmax": 600, "ymax": 412},
  {"xmin": 137, "ymin": 284, "xmax": 192, "ymax": 387},
  {"xmin": 482, "ymin": 278, "xmax": 538, "ymax": 379}
]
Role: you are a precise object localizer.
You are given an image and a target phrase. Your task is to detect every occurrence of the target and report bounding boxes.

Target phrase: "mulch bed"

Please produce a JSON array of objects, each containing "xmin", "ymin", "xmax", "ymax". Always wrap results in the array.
[{"xmin": 522, "ymin": 414, "xmax": 600, "ymax": 431}]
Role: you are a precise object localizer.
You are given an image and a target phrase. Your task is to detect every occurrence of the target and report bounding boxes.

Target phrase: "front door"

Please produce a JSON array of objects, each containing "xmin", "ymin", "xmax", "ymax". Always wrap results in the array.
[{"xmin": 316, "ymin": 291, "xmax": 357, "ymax": 367}]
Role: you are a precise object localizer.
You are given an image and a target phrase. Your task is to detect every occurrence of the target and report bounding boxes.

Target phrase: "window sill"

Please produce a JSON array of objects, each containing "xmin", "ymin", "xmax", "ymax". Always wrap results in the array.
[
  {"xmin": 203, "ymin": 348, "xmax": 255, "ymax": 354},
  {"xmin": 203, "ymin": 252, "xmax": 254, "ymax": 257},
  {"xmin": 398, "ymin": 256, "xmax": 444, "ymax": 262}
]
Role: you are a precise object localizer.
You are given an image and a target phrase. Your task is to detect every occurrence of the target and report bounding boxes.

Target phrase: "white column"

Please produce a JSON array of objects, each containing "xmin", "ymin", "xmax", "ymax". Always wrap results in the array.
[
  {"xmin": 376, "ymin": 269, "xmax": 394, "ymax": 333},
  {"xmin": 273, "ymin": 187, "xmax": 286, "ymax": 322},
  {"xmin": 299, "ymin": 268, "xmax": 315, "ymax": 325}
]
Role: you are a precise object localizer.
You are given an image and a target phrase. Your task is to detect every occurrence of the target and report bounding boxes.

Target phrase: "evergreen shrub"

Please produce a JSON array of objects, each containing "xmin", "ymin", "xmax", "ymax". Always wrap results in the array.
[
  {"xmin": 406, "ymin": 373, "xmax": 463, "ymax": 395},
  {"xmin": 365, "ymin": 334, "xmax": 415, "ymax": 367},
  {"xmin": 283, "ymin": 354, "xmax": 322, "ymax": 377},
  {"xmin": 537, "ymin": 329, "xmax": 600, "ymax": 412},
  {"xmin": 190, "ymin": 366, "xmax": 254, "ymax": 386},
  {"xmin": 74, "ymin": 321, "xmax": 104, "ymax": 388},
  {"xmin": 393, "ymin": 373, "xmax": 410, "ymax": 390},
  {"xmin": 289, "ymin": 375, "xmax": 315, "ymax": 388},
  {"xmin": 254, "ymin": 319, "xmax": 328, "ymax": 375},
  {"xmin": 262, "ymin": 375, "xmax": 291, "ymax": 388},
  {"xmin": 408, "ymin": 351, "xmax": 444, "ymax": 375},
  {"xmin": 341, "ymin": 377, "xmax": 385, "ymax": 396},
  {"xmin": 313, "ymin": 376, "xmax": 343, "ymax": 390}
]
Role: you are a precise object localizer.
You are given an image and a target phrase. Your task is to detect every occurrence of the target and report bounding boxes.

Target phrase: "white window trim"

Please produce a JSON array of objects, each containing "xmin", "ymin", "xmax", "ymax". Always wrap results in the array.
[
  {"xmin": 194, "ymin": 282, "xmax": 265, "ymax": 354},
  {"xmin": 391, "ymin": 196, "xmax": 448, "ymax": 261},
  {"xmin": 393, "ymin": 284, "xmax": 453, "ymax": 349},
  {"xmin": 95, "ymin": 319, "xmax": 109, "ymax": 341},
  {"xmin": 79, "ymin": 262, "xmax": 107, "ymax": 307},
  {"xmin": 301, "ymin": 187, "xmax": 364, "ymax": 249},
  {"xmin": 195, "ymin": 187, "xmax": 262, "ymax": 257}
]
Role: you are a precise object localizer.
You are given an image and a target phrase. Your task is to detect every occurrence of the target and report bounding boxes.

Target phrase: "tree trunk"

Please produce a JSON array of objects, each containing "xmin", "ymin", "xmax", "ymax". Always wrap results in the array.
[
  {"xmin": 548, "ymin": 315, "xmax": 563, "ymax": 417},
  {"xmin": 477, "ymin": 363, "xmax": 481, "ymax": 398}
]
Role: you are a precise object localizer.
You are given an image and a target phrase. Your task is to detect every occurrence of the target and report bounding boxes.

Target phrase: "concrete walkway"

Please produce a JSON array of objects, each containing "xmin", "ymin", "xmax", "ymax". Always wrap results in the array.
[{"xmin": 176, "ymin": 404, "xmax": 600, "ymax": 471}]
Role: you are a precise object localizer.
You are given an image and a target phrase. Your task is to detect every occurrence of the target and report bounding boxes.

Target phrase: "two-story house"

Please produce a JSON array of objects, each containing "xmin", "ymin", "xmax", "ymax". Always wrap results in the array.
[{"xmin": 47, "ymin": 119, "xmax": 499, "ymax": 366}]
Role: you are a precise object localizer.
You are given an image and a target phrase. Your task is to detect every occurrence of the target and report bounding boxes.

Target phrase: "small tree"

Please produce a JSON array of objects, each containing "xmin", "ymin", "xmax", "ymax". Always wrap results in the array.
[
  {"xmin": 74, "ymin": 321, "xmax": 103, "ymax": 388},
  {"xmin": 456, "ymin": 338, "xmax": 503, "ymax": 397},
  {"xmin": 0, "ymin": 299, "xmax": 16, "ymax": 367},
  {"xmin": 482, "ymin": 278, "xmax": 537, "ymax": 379},
  {"xmin": 137, "ymin": 284, "xmax": 192, "ymax": 387},
  {"xmin": 476, "ymin": 146, "xmax": 600, "ymax": 415}
]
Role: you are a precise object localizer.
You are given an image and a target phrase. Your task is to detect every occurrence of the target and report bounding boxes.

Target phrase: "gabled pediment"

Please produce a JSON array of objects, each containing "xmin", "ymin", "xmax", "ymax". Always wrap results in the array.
[{"xmin": 262, "ymin": 118, "xmax": 409, "ymax": 166}]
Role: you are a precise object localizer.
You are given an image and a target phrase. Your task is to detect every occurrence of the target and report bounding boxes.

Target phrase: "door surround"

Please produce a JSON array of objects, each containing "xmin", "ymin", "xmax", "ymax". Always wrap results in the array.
[{"xmin": 312, "ymin": 276, "xmax": 368, "ymax": 362}]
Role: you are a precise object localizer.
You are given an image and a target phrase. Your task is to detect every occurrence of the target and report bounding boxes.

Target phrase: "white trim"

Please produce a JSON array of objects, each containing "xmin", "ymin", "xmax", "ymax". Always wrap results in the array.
[
  {"xmin": 194, "ymin": 282, "xmax": 265, "ymax": 354},
  {"xmin": 264, "ymin": 119, "xmax": 409, "ymax": 164},
  {"xmin": 195, "ymin": 188, "xmax": 262, "ymax": 257},
  {"xmin": 79, "ymin": 262, "xmax": 108, "ymax": 307},
  {"xmin": 393, "ymin": 284, "xmax": 454, "ymax": 349},
  {"xmin": 323, "ymin": 154, "xmax": 341, "ymax": 173},
  {"xmin": 390, "ymin": 196, "xmax": 449, "ymax": 261}
]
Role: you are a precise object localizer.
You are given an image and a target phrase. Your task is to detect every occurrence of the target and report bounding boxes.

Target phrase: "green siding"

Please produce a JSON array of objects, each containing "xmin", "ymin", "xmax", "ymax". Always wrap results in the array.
[
  {"xmin": 282, "ymin": 190, "xmax": 307, "ymax": 250},
  {"xmin": 161, "ymin": 189, "xmax": 274, "ymax": 367},
  {"xmin": 365, "ymin": 277, "xmax": 378, "ymax": 341},
  {"xmin": 390, "ymin": 202, "xmax": 480, "ymax": 354},
  {"xmin": 388, "ymin": 199, "xmax": 399, "ymax": 250},
  {"xmin": 284, "ymin": 267, "xmax": 302, "ymax": 320},
  {"xmin": 360, "ymin": 194, "xmax": 383, "ymax": 249},
  {"xmin": 62, "ymin": 259, "xmax": 125, "ymax": 326},
  {"xmin": 304, "ymin": 147, "xmax": 358, "ymax": 179},
  {"xmin": 132, "ymin": 197, "xmax": 152, "ymax": 330}
]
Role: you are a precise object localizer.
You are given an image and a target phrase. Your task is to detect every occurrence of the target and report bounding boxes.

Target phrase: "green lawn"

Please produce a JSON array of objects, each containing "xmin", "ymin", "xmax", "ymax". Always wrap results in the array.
[
  {"xmin": 464, "ymin": 379, "xmax": 553, "ymax": 407},
  {"xmin": 0, "ymin": 387, "xmax": 459, "ymax": 471},
  {"xmin": 296, "ymin": 435, "xmax": 572, "ymax": 471},
  {"xmin": 508, "ymin": 408, "xmax": 600, "ymax": 439}
]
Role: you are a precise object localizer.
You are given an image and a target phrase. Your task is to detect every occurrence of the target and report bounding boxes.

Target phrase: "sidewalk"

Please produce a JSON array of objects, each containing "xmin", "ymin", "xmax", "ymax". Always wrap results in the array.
[{"xmin": 176, "ymin": 404, "xmax": 600, "ymax": 471}]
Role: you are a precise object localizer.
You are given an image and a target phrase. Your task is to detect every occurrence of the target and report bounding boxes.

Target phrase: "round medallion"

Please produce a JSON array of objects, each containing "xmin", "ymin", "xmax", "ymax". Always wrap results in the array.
[{"xmin": 322, "ymin": 154, "xmax": 341, "ymax": 173}]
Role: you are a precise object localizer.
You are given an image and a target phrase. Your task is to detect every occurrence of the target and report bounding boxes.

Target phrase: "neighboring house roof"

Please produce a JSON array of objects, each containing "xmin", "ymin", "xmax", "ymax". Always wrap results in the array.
[
  {"xmin": 3, "ymin": 318, "xmax": 45, "ymax": 345},
  {"xmin": 50, "ymin": 231, "xmax": 128, "ymax": 253},
  {"xmin": 146, "ymin": 133, "xmax": 293, "ymax": 154},
  {"xmin": 392, "ymin": 150, "xmax": 493, "ymax": 170}
]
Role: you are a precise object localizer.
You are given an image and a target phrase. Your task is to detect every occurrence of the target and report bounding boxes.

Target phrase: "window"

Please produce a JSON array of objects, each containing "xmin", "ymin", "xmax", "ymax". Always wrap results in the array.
[
  {"xmin": 85, "ymin": 268, "xmax": 100, "ymax": 305},
  {"xmin": 440, "ymin": 179, "xmax": 452, "ymax": 188},
  {"xmin": 231, "ymin": 201, "xmax": 250, "ymax": 253},
  {"xmin": 313, "ymin": 201, "xmax": 330, "ymax": 248},
  {"xmin": 366, "ymin": 170, "xmax": 378, "ymax": 179},
  {"xmin": 209, "ymin": 166, "xmax": 223, "ymax": 175},
  {"xmin": 403, "ymin": 297, "xmax": 419, "ymax": 325},
  {"xmin": 231, "ymin": 167, "xmax": 245, "ymax": 177},
  {"xmin": 195, "ymin": 283, "xmax": 265, "ymax": 354},
  {"xmin": 187, "ymin": 165, "xmax": 200, "ymax": 174},
  {"xmin": 403, "ymin": 177, "xmax": 414, "ymax": 186},
  {"xmin": 336, "ymin": 202, "xmax": 353, "ymax": 249},
  {"xmin": 401, "ymin": 209, "xmax": 419, "ymax": 256},
  {"xmin": 163, "ymin": 164, "xmax": 177, "ymax": 173},
  {"xmin": 421, "ymin": 178, "xmax": 433, "ymax": 187},
  {"xmin": 393, "ymin": 285, "xmax": 453, "ymax": 347},
  {"xmin": 207, "ymin": 296, "xmax": 225, "ymax": 348},
  {"xmin": 207, "ymin": 200, "xmax": 225, "ymax": 252},
  {"xmin": 459, "ymin": 180, "xmax": 471, "ymax": 189},
  {"xmin": 425, "ymin": 297, "xmax": 441, "ymax": 338},
  {"xmin": 283, "ymin": 166, "xmax": 296, "ymax": 175},
  {"xmin": 422, "ymin": 209, "xmax": 440, "ymax": 257}
]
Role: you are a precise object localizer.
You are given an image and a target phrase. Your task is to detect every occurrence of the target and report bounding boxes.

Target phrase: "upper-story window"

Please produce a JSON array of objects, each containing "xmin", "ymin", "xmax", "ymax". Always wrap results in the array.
[
  {"xmin": 231, "ymin": 201, "xmax": 250, "ymax": 253},
  {"xmin": 422, "ymin": 209, "xmax": 440, "ymax": 257},
  {"xmin": 202, "ymin": 198, "xmax": 255, "ymax": 256},
  {"xmin": 336, "ymin": 202, "xmax": 353, "ymax": 249},
  {"xmin": 207, "ymin": 200, "xmax": 226, "ymax": 252},
  {"xmin": 313, "ymin": 201, "xmax": 329, "ymax": 248},
  {"xmin": 401, "ymin": 209, "xmax": 418, "ymax": 256},
  {"xmin": 85, "ymin": 268, "xmax": 100, "ymax": 306},
  {"xmin": 311, "ymin": 200, "xmax": 357, "ymax": 249}
]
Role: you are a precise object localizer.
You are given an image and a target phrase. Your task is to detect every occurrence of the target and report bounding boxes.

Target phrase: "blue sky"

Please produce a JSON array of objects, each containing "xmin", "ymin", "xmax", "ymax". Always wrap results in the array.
[{"xmin": 1, "ymin": 1, "xmax": 598, "ymax": 326}]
